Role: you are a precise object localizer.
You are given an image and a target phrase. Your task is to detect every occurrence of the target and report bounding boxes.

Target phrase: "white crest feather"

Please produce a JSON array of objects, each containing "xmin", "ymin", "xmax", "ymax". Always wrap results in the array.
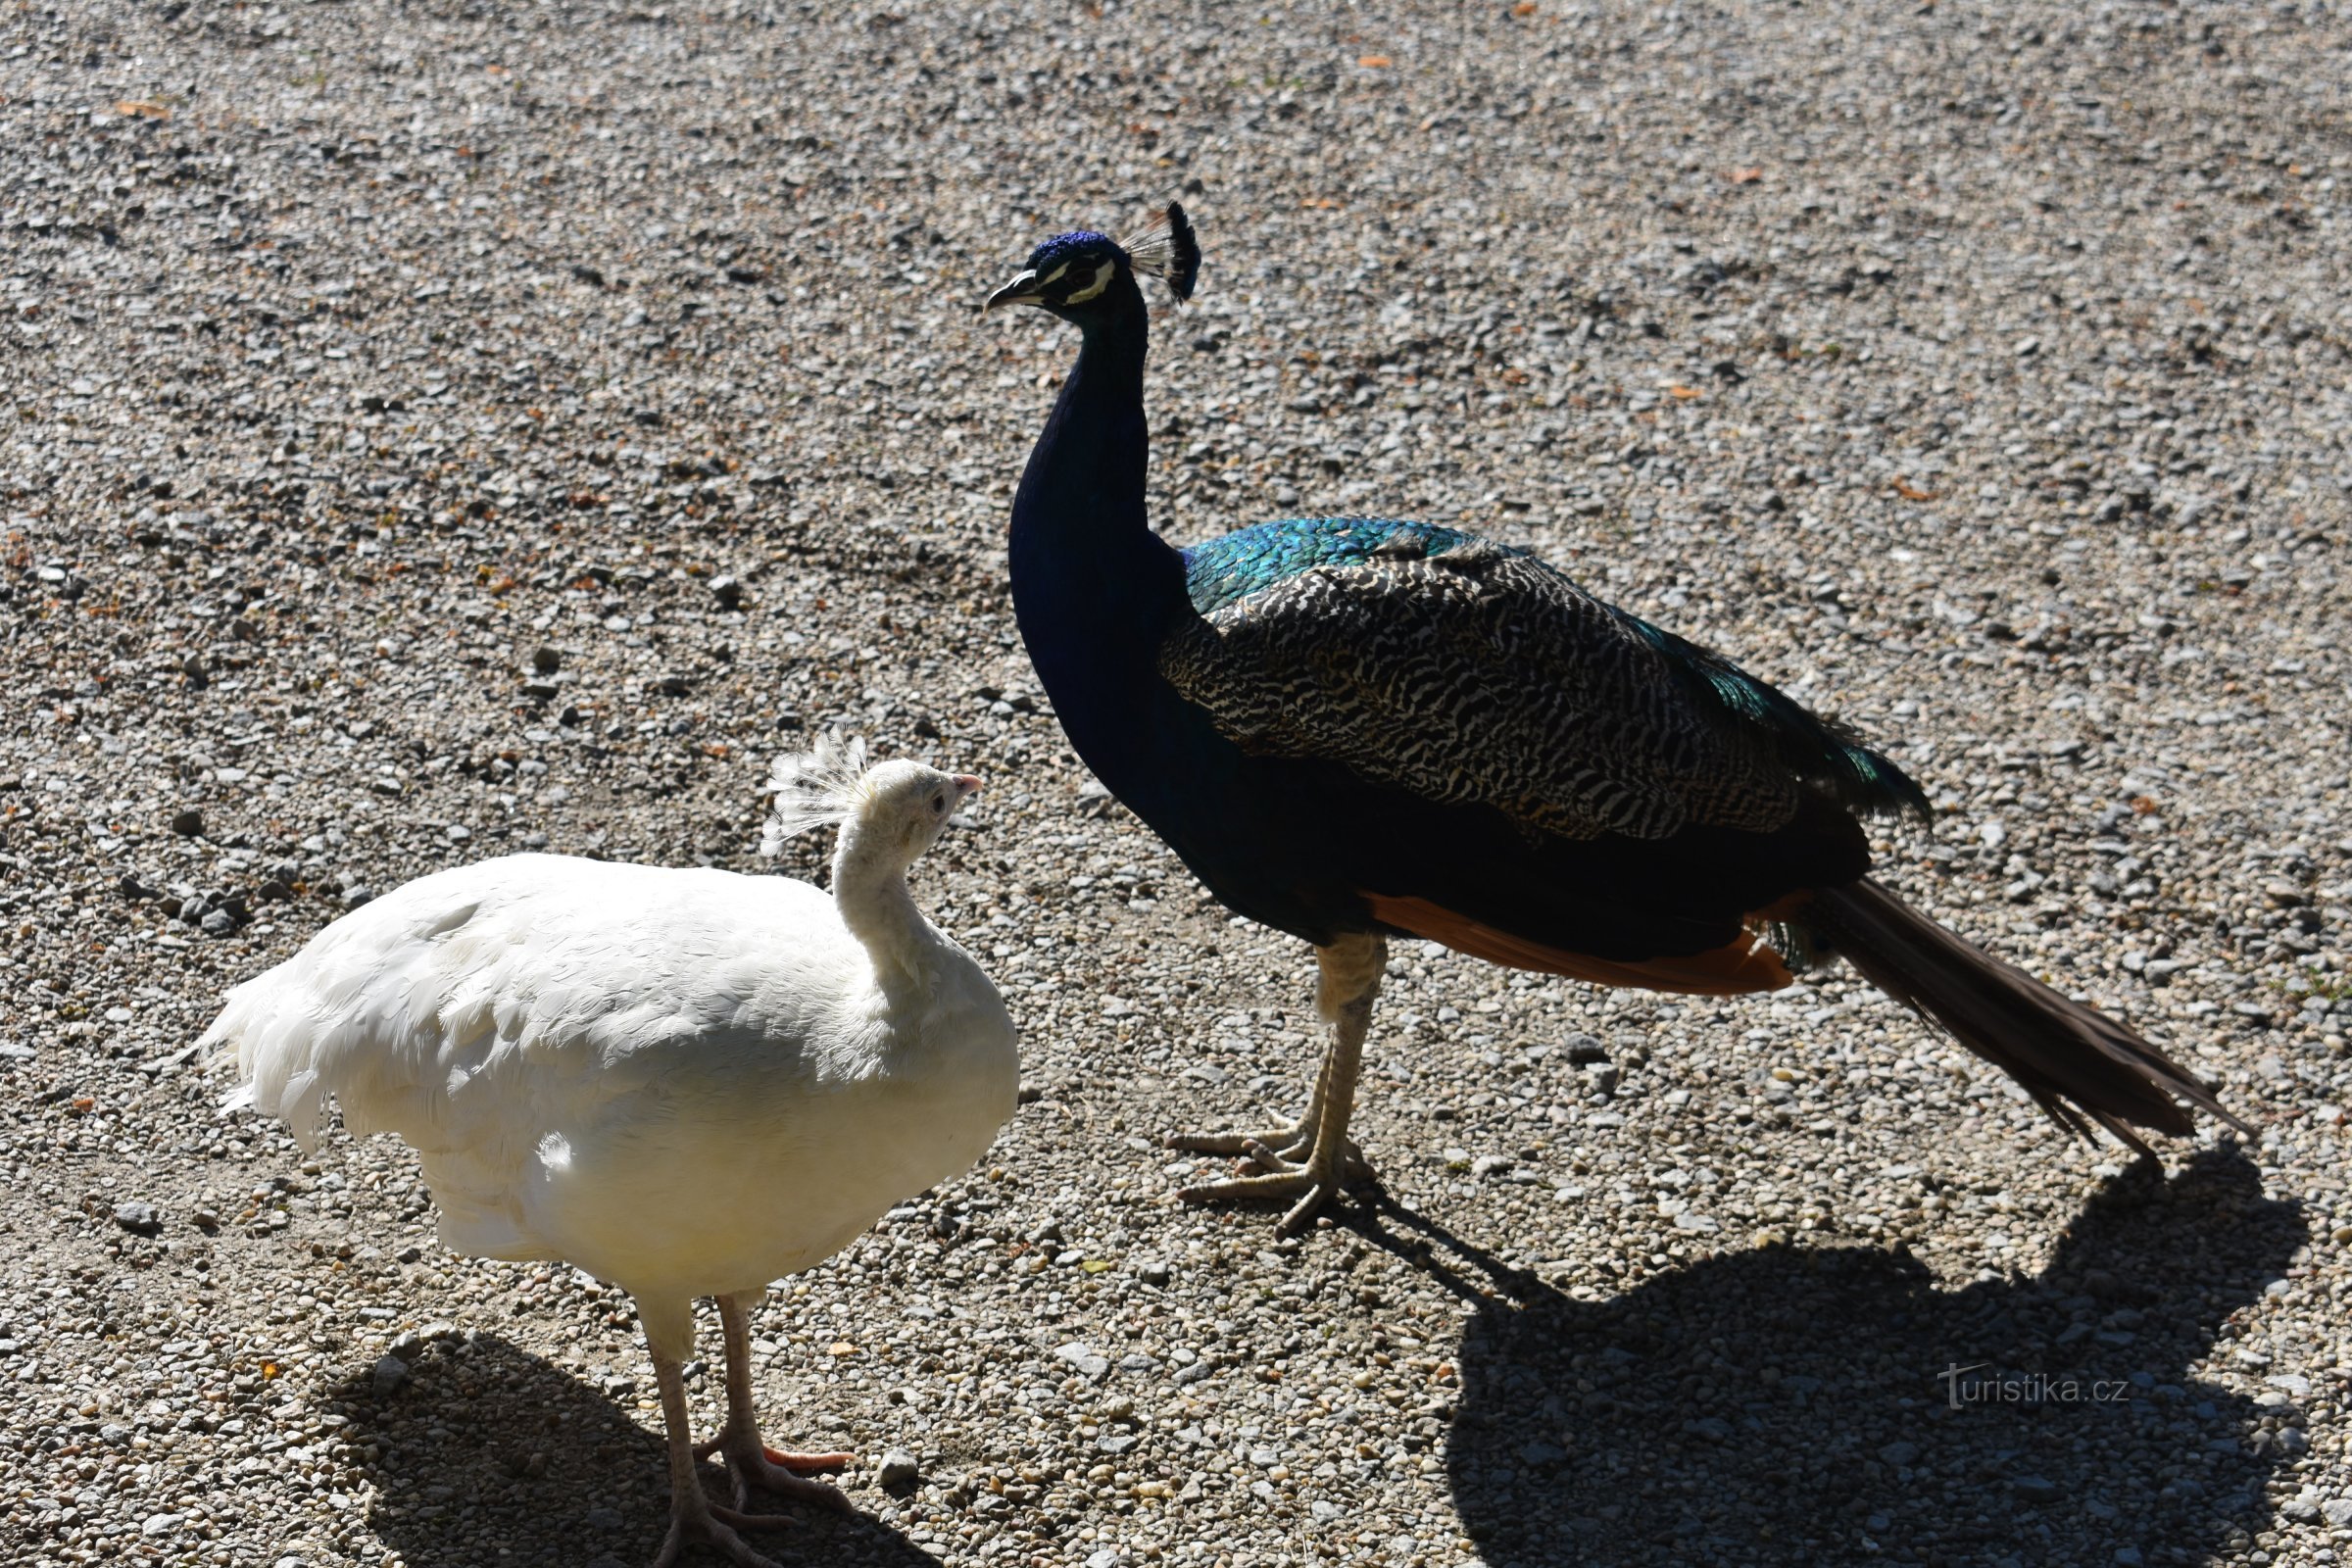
[{"xmin": 760, "ymin": 733, "xmax": 869, "ymax": 856}]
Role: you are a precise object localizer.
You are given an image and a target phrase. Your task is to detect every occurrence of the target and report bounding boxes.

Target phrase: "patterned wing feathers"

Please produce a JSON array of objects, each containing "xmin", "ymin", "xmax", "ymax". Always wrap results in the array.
[{"xmin": 1165, "ymin": 547, "xmax": 1780, "ymax": 839}]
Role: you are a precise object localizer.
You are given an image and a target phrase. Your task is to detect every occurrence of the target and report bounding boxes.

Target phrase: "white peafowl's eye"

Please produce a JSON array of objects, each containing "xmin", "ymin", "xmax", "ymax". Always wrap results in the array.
[{"xmin": 931, "ymin": 792, "xmax": 948, "ymax": 813}]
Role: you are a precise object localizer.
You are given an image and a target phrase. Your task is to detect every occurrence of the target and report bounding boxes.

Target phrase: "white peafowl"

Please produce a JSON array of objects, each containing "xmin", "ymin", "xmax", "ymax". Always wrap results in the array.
[{"xmin": 201, "ymin": 737, "xmax": 1018, "ymax": 1568}]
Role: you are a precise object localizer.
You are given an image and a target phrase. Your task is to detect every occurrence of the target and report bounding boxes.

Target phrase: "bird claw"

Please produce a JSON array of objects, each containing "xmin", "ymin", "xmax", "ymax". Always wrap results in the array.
[
  {"xmin": 713, "ymin": 1468, "xmax": 853, "ymax": 1520},
  {"xmin": 651, "ymin": 1506, "xmax": 783, "ymax": 1568},
  {"xmin": 1168, "ymin": 1122, "xmax": 1369, "ymax": 1177},
  {"xmin": 1165, "ymin": 1122, "xmax": 1314, "ymax": 1160},
  {"xmin": 713, "ymin": 1444, "xmax": 855, "ymax": 1516},
  {"xmin": 1178, "ymin": 1158, "xmax": 1374, "ymax": 1236},
  {"xmin": 1229, "ymin": 1136, "xmax": 1374, "ymax": 1186},
  {"xmin": 695, "ymin": 1418, "xmax": 849, "ymax": 1470}
]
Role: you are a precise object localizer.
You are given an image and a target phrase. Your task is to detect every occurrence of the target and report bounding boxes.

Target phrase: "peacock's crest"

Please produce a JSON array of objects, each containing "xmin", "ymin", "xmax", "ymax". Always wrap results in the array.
[
  {"xmin": 760, "ymin": 733, "xmax": 871, "ymax": 855},
  {"xmin": 1122, "ymin": 203, "xmax": 1200, "ymax": 303}
]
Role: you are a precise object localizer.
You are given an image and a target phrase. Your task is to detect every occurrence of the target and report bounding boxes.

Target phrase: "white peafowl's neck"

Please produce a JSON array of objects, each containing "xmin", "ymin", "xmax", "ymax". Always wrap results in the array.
[{"xmin": 829, "ymin": 819, "xmax": 935, "ymax": 986}]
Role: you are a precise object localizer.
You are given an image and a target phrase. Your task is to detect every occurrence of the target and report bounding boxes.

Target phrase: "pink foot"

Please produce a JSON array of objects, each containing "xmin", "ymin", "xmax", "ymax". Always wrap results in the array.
[
  {"xmin": 712, "ymin": 1447, "xmax": 855, "ymax": 1518},
  {"xmin": 754, "ymin": 1445, "xmax": 852, "ymax": 1475}
]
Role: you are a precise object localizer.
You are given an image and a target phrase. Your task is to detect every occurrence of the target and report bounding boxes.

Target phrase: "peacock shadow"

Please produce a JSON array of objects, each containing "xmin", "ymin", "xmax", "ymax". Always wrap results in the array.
[
  {"xmin": 326, "ymin": 1334, "xmax": 938, "ymax": 1568},
  {"xmin": 1357, "ymin": 1148, "xmax": 2302, "ymax": 1567}
]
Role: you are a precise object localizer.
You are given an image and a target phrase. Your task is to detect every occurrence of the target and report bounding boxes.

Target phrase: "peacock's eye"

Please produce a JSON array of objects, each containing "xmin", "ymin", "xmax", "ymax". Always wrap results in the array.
[{"xmin": 932, "ymin": 792, "xmax": 947, "ymax": 812}]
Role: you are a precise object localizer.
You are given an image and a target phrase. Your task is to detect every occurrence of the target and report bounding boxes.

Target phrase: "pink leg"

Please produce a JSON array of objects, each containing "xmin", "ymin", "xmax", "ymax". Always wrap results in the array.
[
  {"xmin": 692, "ymin": 1292, "xmax": 853, "ymax": 1516},
  {"xmin": 646, "ymin": 1341, "xmax": 779, "ymax": 1568}
]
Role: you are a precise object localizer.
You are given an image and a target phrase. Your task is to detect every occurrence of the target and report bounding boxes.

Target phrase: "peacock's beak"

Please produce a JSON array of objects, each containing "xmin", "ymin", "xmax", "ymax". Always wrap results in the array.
[{"xmin": 981, "ymin": 270, "xmax": 1043, "ymax": 315}]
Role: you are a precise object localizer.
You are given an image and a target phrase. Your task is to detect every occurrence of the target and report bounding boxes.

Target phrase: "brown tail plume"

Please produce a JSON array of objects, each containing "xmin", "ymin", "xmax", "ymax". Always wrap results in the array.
[{"xmin": 1806, "ymin": 878, "xmax": 2245, "ymax": 1153}]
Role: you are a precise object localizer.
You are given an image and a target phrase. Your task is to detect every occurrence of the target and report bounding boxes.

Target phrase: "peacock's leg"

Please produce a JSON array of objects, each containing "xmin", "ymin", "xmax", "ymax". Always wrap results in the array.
[
  {"xmin": 1177, "ymin": 935, "xmax": 1386, "ymax": 1234},
  {"xmin": 690, "ymin": 1292, "xmax": 854, "ymax": 1514},
  {"xmin": 644, "ymin": 1320, "xmax": 781, "ymax": 1568}
]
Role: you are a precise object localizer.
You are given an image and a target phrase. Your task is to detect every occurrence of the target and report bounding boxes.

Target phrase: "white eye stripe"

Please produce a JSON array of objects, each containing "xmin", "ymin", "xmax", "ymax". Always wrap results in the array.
[
  {"xmin": 1062, "ymin": 259, "xmax": 1115, "ymax": 305},
  {"xmin": 1036, "ymin": 262, "xmax": 1071, "ymax": 286}
]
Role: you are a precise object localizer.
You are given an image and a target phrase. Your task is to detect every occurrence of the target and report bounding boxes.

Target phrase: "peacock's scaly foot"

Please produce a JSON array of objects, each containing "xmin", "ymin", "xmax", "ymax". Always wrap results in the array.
[
  {"xmin": 1177, "ymin": 934, "xmax": 1388, "ymax": 1236},
  {"xmin": 1178, "ymin": 1155, "xmax": 1368, "ymax": 1236},
  {"xmin": 1165, "ymin": 1110, "xmax": 1321, "ymax": 1162},
  {"xmin": 651, "ymin": 1494, "xmax": 783, "ymax": 1568},
  {"xmin": 1177, "ymin": 1120, "xmax": 1379, "ymax": 1234},
  {"xmin": 695, "ymin": 1430, "xmax": 854, "ymax": 1515},
  {"xmin": 690, "ymin": 1422, "xmax": 852, "ymax": 1471}
]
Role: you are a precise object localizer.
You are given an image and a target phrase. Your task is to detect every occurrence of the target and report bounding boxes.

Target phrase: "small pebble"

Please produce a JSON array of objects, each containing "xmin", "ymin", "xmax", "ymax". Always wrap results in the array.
[{"xmin": 112, "ymin": 1200, "xmax": 162, "ymax": 1237}]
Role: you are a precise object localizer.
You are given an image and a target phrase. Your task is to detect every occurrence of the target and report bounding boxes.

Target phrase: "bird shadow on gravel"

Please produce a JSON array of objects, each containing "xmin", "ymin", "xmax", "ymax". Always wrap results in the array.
[
  {"xmin": 328, "ymin": 1334, "xmax": 936, "ymax": 1568},
  {"xmin": 1352, "ymin": 1149, "xmax": 2302, "ymax": 1567}
]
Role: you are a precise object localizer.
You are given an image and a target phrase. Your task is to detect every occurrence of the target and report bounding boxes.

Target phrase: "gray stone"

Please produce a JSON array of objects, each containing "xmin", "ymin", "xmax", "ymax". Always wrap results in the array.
[
  {"xmin": 1562, "ymin": 1033, "xmax": 1608, "ymax": 1064},
  {"xmin": 369, "ymin": 1354, "xmax": 410, "ymax": 1396},
  {"xmin": 1053, "ymin": 1342, "xmax": 1109, "ymax": 1379},
  {"xmin": 877, "ymin": 1449, "xmax": 920, "ymax": 1488},
  {"xmin": 113, "ymin": 1200, "xmax": 162, "ymax": 1236}
]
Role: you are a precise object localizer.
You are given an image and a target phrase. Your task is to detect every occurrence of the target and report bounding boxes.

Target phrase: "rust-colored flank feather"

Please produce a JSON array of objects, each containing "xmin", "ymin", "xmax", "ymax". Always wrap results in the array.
[{"xmin": 1362, "ymin": 893, "xmax": 1796, "ymax": 996}]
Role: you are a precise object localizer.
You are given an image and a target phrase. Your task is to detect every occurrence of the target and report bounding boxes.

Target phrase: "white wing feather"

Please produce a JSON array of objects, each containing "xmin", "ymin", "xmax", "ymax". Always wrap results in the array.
[{"xmin": 202, "ymin": 854, "xmax": 1016, "ymax": 1306}]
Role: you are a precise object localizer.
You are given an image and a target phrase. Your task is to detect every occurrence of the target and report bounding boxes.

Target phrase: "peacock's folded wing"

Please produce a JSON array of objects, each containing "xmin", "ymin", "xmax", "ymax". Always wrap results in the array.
[{"xmin": 1166, "ymin": 516, "xmax": 1928, "ymax": 843}]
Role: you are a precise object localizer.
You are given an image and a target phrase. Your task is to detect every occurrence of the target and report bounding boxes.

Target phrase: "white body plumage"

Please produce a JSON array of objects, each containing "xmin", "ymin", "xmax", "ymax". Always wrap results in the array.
[{"xmin": 204, "ymin": 749, "xmax": 1016, "ymax": 1368}]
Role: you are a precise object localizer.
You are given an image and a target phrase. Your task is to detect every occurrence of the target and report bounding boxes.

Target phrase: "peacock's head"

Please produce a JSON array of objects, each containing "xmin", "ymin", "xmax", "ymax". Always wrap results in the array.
[
  {"xmin": 982, "ymin": 203, "xmax": 1200, "ymax": 320},
  {"xmin": 760, "ymin": 736, "xmax": 981, "ymax": 866},
  {"xmin": 859, "ymin": 760, "xmax": 984, "ymax": 860}
]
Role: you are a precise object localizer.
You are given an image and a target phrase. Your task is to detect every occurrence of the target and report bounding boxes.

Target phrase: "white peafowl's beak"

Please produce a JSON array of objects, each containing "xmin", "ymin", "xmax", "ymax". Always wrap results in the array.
[{"xmin": 981, "ymin": 270, "xmax": 1043, "ymax": 314}]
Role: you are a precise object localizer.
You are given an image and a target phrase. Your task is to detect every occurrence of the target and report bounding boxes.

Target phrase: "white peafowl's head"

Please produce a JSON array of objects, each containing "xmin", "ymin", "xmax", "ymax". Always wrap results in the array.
[
  {"xmin": 857, "ymin": 759, "xmax": 983, "ymax": 860},
  {"xmin": 760, "ymin": 734, "xmax": 981, "ymax": 866}
]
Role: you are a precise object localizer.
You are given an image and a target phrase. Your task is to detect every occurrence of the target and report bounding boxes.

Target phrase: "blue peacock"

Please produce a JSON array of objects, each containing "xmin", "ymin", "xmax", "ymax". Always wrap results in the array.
[{"xmin": 985, "ymin": 205, "xmax": 2238, "ymax": 1235}]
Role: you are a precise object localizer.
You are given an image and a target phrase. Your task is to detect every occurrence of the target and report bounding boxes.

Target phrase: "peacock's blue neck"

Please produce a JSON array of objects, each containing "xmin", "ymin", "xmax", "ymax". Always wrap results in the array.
[{"xmin": 1006, "ymin": 280, "xmax": 1191, "ymax": 739}]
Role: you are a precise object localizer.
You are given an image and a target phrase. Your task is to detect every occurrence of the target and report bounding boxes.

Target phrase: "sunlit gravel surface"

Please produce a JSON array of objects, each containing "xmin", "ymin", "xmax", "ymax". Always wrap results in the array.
[{"xmin": 4, "ymin": 2, "xmax": 2349, "ymax": 1566}]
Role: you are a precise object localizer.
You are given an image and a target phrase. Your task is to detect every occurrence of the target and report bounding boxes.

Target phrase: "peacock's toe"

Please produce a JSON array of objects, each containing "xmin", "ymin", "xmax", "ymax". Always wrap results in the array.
[
  {"xmin": 1165, "ymin": 1122, "xmax": 1315, "ymax": 1161},
  {"xmin": 651, "ymin": 1504, "xmax": 784, "ymax": 1568},
  {"xmin": 715, "ymin": 1448, "xmax": 856, "ymax": 1517},
  {"xmin": 1177, "ymin": 1150, "xmax": 1379, "ymax": 1235}
]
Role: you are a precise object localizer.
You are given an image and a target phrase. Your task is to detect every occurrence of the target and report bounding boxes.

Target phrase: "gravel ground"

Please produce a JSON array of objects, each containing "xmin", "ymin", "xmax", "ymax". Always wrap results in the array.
[{"xmin": 5, "ymin": 2, "xmax": 2350, "ymax": 1566}]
